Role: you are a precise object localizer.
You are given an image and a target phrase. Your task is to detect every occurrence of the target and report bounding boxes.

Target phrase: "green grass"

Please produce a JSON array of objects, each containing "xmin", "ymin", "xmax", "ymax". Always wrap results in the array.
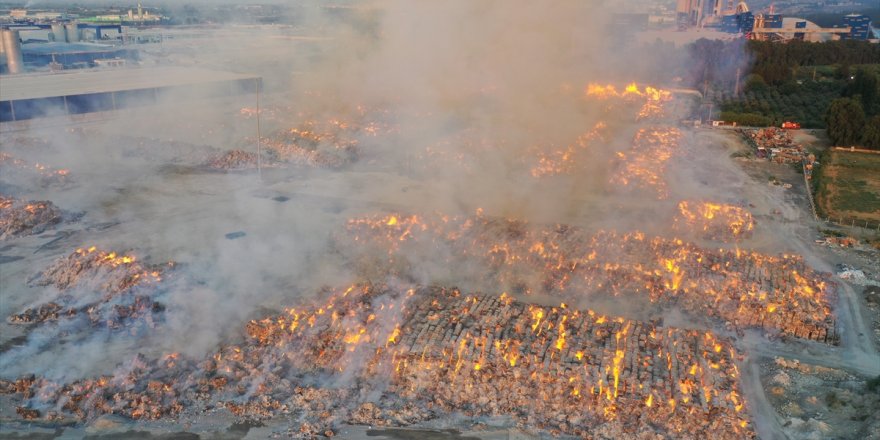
[{"xmin": 815, "ymin": 151, "xmax": 880, "ymax": 221}]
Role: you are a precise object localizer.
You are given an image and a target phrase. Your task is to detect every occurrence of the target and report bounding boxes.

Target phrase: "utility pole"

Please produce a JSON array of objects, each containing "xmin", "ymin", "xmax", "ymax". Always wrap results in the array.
[
  {"xmin": 734, "ymin": 67, "xmax": 741, "ymax": 96},
  {"xmin": 255, "ymin": 77, "xmax": 263, "ymax": 180}
]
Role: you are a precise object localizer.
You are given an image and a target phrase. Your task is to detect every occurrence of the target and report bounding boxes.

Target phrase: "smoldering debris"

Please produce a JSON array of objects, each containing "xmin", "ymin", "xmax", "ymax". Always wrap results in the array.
[
  {"xmin": 0, "ymin": 196, "xmax": 64, "ymax": 240},
  {"xmin": 342, "ymin": 213, "xmax": 836, "ymax": 344},
  {"xmin": 0, "ymin": 152, "xmax": 72, "ymax": 189},
  {"xmin": 674, "ymin": 201, "xmax": 755, "ymax": 242},
  {"xmin": 1, "ymin": 283, "xmax": 754, "ymax": 439},
  {"xmin": 30, "ymin": 246, "xmax": 168, "ymax": 294},
  {"xmin": 10, "ymin": 247, "xmax": 173, "ymax": 330}
]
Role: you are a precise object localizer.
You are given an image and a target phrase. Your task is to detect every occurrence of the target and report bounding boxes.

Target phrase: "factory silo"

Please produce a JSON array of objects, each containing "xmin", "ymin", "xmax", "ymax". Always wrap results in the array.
[
  {"xmin": 1, "ymin": 29, "xmax": 24, "ymax": 74},
  {"xmin": 50, "ymin": 23, "xmax": 67, "ymax": 42},
  {"xmin": 65, "ymin": 24, "xmax": 80, "ymax": 42}
]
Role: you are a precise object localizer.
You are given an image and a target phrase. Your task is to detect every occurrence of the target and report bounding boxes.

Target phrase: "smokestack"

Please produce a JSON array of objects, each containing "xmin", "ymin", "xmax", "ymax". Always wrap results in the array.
[{"xmin": 1, "ymin": 29, "xmax": 24, "ymax": 74}]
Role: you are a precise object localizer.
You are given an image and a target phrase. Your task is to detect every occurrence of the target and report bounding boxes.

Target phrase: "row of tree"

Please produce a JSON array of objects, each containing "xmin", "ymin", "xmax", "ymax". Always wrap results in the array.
[
  {"xmin": 826, "ymin": 98, "xmax": 880, "ymax": 149},
  {"xmin": 746, "ymin": 40, "xmax": 880, "ymax": 85},
  {"xmin": 690, "ymin": 39, "xmax": 880, "ymax": 89},
  {"xmin": 825, "ymin": 67, "xmax": 880, "ymax": 149}
]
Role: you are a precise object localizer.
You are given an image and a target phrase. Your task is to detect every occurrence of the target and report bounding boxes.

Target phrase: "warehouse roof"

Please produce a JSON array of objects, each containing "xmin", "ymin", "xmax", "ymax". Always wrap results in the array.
[
  {"xmin": 20, "ymin": 42, "xmax": 123, "ymax": 55},
  {"xmin": 0, "ymin": 67, "xmax": 259, "ymax": 102}
]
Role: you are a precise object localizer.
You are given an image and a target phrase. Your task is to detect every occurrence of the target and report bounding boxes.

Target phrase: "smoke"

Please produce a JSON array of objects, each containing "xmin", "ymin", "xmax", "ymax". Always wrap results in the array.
[{"xmin": 0, "ymin": 0, "xmax": 775, "ymax": 386}]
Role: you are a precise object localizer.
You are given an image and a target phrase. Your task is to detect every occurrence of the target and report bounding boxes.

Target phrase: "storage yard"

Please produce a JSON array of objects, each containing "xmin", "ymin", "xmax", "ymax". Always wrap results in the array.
[{"xmin": 1, "ymin": 8, "xmax": 879, "ymax": 440}]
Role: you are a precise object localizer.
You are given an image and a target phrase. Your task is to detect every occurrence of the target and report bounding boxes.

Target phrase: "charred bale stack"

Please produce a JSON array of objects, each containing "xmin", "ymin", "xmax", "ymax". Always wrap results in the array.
[
  {"xmin": 1, "ymin": 284, "xmax": 755, "ymax": 439},
  {"xmin": 674, "ymin": 201, "xmax": 755, "ymax": 241},
  {"xmin": 387, "ymin": 291, "xmax": 753, "ymax": 439},
  {"xmin": 343, "ymin": 214, "xmax": 836, "ymax": 344},
  {"xmin": 0, "ymin": 195, "xmax": 63, "ymax": 239},
  {"xmin": 10, "ymin": 247, "xmax": 171, "ymax": 328},
  {"xmin": 609, "ymin": 126, "xmax": 682, "ymax": 199}
]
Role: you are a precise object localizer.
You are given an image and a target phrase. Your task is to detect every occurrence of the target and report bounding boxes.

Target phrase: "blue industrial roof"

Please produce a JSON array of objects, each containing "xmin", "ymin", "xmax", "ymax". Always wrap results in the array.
[{"xmin": 21, "ymin": 42, "xmax": 121, "ymax": 55}]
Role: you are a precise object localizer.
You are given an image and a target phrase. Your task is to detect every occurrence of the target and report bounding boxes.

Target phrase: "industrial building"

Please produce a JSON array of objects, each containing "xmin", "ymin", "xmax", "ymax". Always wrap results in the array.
[
  {"xmin": 1, "ymin": 23, "xmax": 134, "ymax": 74},
  {"xmin": 842, "ymin": 14, "xmax": 874, "ymax": 40},
  {"xmin": 679, "ymin": 0, "xmax": 875, "ymax": 42},
  {"xmin": 0, "ymin": 67, "xmax": 260, "ymax": 123}
]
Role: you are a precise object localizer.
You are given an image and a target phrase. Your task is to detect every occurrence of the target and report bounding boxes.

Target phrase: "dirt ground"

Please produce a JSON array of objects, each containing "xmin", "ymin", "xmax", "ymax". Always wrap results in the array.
[{"xmin": 760, "ymin": 357, "xmax": 880, "ymax": 440}]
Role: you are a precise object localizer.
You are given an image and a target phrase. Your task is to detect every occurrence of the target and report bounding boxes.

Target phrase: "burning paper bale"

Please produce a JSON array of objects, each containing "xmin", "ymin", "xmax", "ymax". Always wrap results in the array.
[
  {"xmin": 675, "ymin": 201, "xmax": 755, "ymax": 241},
  {"xmin": 584, "ymin": 83, "xmax": 673, "ymax": 121},
  {"xmin": 529, "ymin": 122, "xmax": 607, "ymax": 178},
  {"xmin": 610, "ymin": 126, "xmax": 682, "ymax": 199},
  {"xmin": 0, "ymin": 284, "xmax": 755, "ymax": 439},
  {"xmin": 0, "ymin": 152, "xmax": 71, "ymax": 188},
  {"xmin": 344, "ymin": 213, "xmax": 836, "ymax": 344},
  {"xmin": 0, "ymin": 195, "xmax": 63, "ymax": 240},
  {"xmin": 388, "ymin": 291, "xmax": 753, "ymax": 439},
  {"xmin": 11, "ymin": 247, "xmax": 172, "ymax": 328},
  {"xmin": 31, "ymin": 246, "xmax": 166, "ymax": 293}
]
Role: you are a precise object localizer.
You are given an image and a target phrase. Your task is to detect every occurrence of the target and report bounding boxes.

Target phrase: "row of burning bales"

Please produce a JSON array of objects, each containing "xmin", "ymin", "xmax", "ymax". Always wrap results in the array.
[
  {"xmin": 0, "ymin": 211, "xmax": 831, "ymax": 438},
  {"xmin": 0, "ymin": 85, "xmax": 832, "ymax": 438}
]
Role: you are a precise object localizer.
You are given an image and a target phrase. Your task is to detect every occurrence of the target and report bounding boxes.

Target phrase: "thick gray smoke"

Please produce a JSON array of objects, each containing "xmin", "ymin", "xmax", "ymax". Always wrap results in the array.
[{"xmin": 0, "ymin": 0, "xmax": 778, "ymax": 383}]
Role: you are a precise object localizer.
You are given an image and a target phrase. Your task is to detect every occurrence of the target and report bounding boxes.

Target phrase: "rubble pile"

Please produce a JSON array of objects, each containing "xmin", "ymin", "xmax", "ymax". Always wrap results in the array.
[
  {"xmin": 675, "ymin": 201, "xmax": 755, "ymax": 241},
  {"xmin": 11, "ymin": 247, "xmax": 172, "ymax": 328},
  {"xmin": 610, "ymin": 126, "xmax": 682, "ymax": 199},
  {"xmin": 742, "ymin": 128, "xmax": 806, "ymax": 164},
  {"xmin": 0, "ymin": 195, "xmax": 63, "ymax": 239},
  {"xmin": 0, "ymin": 152, "xmax": 71, "ymax": 188},
  {"xmin": 344, "ymin": 213, "xmax": 835, "ymax": 343},
  {"xmin": 1, "ymin": 284, "xmax": 755, "ymax": 439}
]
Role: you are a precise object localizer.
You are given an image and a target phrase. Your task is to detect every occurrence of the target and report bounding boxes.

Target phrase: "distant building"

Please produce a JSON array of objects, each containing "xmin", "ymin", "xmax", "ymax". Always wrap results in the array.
[
  {"xmin": 720, "ymin": 11, "xmax": 754, "ymax": 34},
  {"xmin": 842, "ymin": 14, "xmax": 874, "ymax": 40}
]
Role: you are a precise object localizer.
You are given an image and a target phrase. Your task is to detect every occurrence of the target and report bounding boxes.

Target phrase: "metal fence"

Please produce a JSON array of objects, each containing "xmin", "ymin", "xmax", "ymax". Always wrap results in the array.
[{"xmin": 821, "ymin": 216, "xmax": 880, "ymax": 233}]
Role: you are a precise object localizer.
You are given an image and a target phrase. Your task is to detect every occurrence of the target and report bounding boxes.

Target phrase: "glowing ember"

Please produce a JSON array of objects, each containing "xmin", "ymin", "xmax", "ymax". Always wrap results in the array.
[
  {"xmin": 0, "ymin": 195, "xmax": 63, "ymax": 240},
  {"xmin": 610, "ymin": 126, "xmax": 682, "ymax": 199},
  {"xmin": 30, "ymin": 246, "xmax": 167, "ymax": 294},
  {"xmin": 584, "ymin": 83, "xmax": 673, "ymax": 121},
  {"xmin": 1, "ymin": 285, "xmax": 754, "ymax": 439},
  {"xmin": 676, "ymin": 201, "xmax": 755, "ymax": 241},
  {"xmin": 10, "ymin": 247, "xmax": 173, "ymax": 328},
  {"xmin": 343, "ymin": 212, "xmax": 835, "ymax": 343},
  {"xmin": 0, "ymin": 152, "xmax": 71, "ymax": 187},
  {"xmin": 529, "ymin": 122, "xmax": 607, "ymax": 177}
]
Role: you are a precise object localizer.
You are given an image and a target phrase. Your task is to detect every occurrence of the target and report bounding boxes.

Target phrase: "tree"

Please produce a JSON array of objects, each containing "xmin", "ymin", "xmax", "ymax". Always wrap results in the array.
[
  {"xmin": 825, "ymin": 98, "xmax": 866, "ymax": 146},
  {"xmin": 844, "ymin": 68, "xmax": 880, "ymax": 115},
  {"xmin": 744, "ymin": 74, "xmax": 768, "ymax": 93},
  {"xmin": 862, "ymin": 115, "xmax": 880, "ymax": 150}
]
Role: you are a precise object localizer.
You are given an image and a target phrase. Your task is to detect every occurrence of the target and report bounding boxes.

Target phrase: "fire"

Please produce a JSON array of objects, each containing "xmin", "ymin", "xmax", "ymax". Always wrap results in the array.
[
  {"xmin": 676, "ymin": 201, "xmax": 755, "ymax": 241},
  {"xmin": 0, "ymin": 152, "xmax": 71, "ymax": 185},
  {"xmin": 584, "ymin": 83, "xmax": 673, "ymax": 121},
  {"xmin": 610, "ymin": 127, "xmax": 681, "ymax": 199},
  {"xmin": 343, "ymin": 212, "xmax": 835, "ymax": 344},
  {"xmin": 528, "ymin": 122, "xmax": 607, "ymax": 178},
  {"xmin": 555, "ymin": 316, "xmax": 567, "ymax": 350}
]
